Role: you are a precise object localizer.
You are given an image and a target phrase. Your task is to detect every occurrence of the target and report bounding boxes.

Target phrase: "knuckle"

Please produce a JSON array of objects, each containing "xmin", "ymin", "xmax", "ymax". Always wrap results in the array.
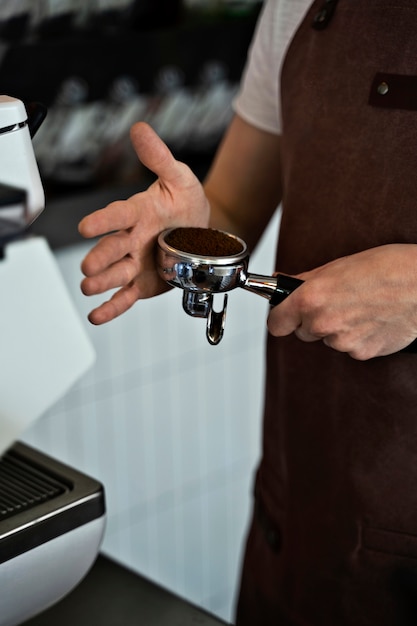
[
  {"xmin": 348, "ymin": 346, "xmax": 373, "ymax": 361},
  {"xmin": 324, "ymin": 335, "xmax": 373, "ymax": 360},
  {"xmin": 297, "ymin": 282, "xmax": 324, "ymax": 315},
  {"xmin": 119, "ymin": 260, "xmax": 132, "ymax": 284},
  {"xmin": 309, "ymin": 318, "xmax": 330, "ymax": 338}
]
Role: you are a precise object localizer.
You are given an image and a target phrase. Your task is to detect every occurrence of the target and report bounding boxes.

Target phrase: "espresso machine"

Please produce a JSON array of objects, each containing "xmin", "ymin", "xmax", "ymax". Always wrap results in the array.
[{"xmin": 0, "ymin": 95, "xmax": 106, "ymax": 626}]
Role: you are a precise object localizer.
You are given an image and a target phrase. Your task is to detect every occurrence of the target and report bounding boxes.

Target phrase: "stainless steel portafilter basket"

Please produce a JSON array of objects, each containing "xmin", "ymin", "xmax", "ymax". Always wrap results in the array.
[{"xmin": 157, "ymin": 227, "xmax": 303, "ymax": 345}]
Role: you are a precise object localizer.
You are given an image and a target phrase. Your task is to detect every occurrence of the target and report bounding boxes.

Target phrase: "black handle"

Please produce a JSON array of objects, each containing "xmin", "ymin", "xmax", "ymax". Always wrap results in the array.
[
  {"xmin": 25, "ymin": 102, "xmax": 47, "ymax": 138},
  {"xmin": 270, "ymin": 274, "xmax": 304, "ymax": 307}
]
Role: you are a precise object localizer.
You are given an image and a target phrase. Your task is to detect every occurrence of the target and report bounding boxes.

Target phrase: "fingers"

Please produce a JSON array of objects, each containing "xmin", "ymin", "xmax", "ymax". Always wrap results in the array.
[
  {"xmin": 267, "ymin": 280, "xmax": 373, "ymax": 357},
  {"xmin": 267, "ymin": 292, "xmax": 303, "ymax": 337},
  {"xmin": 78, "ymin": 125, "xmax": 195, "ymax": 242},
  {"xmin": 87, "ymin": 282, "xmax": 141, "ymax": 325},
  {"xmin": 87, "ymin": 275, "xmax": 170, "ymax": 325},
  {"xmin": 130, "ymin": 122, "xmax": 189, "ymax": 186},
  {"xmin": 78, "ymin": 123, "xmax": 205, "ymax": 326},
  {"xmin": 81, "ymin": 230, "xmax": 132, "ymax": 277},
  {"xmin": 267, "ymin": 282, "xmax": 327, "ymax": 343},
  {"xmin": 79, "ymin": 198, "xmax": 143, "ymax": 239},
  {"xmin": 81, "ymin": 257, "xmax": 138, "ymax": 296},
  {"xmin": 294, "ymin": 326, "xmax": 322, "ymax": 343}
]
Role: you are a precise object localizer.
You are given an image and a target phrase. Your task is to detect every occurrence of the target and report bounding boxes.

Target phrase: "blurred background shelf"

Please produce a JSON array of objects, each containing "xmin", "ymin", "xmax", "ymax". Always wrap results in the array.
[{"xmin": 0, "ymin": 2, "xmax": 261, "ymax": 214}]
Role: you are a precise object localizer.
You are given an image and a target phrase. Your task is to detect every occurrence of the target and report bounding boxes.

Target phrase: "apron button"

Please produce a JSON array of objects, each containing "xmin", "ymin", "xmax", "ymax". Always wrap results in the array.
[{"xmin": 377, "ymin": 81, "xmax": 389, "ymax": 95}]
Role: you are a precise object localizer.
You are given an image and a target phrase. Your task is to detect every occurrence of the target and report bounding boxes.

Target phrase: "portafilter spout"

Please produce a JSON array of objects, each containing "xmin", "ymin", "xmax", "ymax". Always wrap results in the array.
[{"xmin": 156, "ymin": 227, "xmax": 303, "ymax": 345}]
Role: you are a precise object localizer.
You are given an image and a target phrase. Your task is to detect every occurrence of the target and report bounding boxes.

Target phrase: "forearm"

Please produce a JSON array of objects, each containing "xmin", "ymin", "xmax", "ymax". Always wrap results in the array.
[{"xmin": 203, "ymin": 115, "xmax": 283, "ymax": 251}]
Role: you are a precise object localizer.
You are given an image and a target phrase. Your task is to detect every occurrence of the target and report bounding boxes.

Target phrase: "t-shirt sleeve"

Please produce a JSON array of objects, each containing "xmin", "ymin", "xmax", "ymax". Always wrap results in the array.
[{"xmin": 233, "ymin": 0, "xmax": 311, "ymax": 135}]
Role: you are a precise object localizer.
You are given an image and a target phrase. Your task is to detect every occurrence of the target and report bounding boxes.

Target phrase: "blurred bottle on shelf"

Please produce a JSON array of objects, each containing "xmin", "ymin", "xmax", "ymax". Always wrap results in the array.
[
  {"xmin": 33, "ymin": 73, "xmax": 152, "ymax": 188},
  {"xmin": 87, "ymin": 75, "xmax": 152, "ymax": 184},
  {"xmin": 33, "ymin": 56, "xmax": 238, "ymax": 190},
  {"xmin": 33, "ymin": 75, "xmax": 92, "ymax": 185},
  {"xmin": 146, "ymin": 65, "xmax": 191, "ymax": 150},
  {"xmin": 185, "ymin": 60, "xmax": 238, "ymax": 151}
]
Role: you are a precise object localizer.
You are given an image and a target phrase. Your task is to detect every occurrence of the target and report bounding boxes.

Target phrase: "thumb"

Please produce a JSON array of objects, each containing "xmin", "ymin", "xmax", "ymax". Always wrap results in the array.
[{"xmin": 130, "ymin": 121, "xmax": 185, "ymax": 185}]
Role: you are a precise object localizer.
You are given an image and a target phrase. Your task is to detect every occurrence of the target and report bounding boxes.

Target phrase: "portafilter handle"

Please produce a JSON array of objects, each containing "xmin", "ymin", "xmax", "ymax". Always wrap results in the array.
[{"xmin": 240, "ymin": 271, "xmax": 304, "ymax": 305}]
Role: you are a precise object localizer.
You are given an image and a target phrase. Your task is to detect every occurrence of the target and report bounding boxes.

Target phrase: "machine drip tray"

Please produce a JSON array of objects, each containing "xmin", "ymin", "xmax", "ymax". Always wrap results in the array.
[
  {"xmin": 0, "ymin": 442, "xmax": 106, "ymax": 626},
  {"xmin": 0, "ymin": 446, "xmax": 67, "ymax": 523},
  {"xmin": 1, "ymin": 444, "xmax": 228, "ymax": 625},
  {"xmin": 0, "ymin": 442, "xmax": 105, "ymax": 564}
]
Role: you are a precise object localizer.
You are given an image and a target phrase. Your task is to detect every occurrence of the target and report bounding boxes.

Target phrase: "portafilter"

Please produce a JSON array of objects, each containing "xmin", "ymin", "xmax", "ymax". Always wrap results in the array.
[{"xmin": 156, "ymin": 227, "xmax": 303, "ymax": 345}]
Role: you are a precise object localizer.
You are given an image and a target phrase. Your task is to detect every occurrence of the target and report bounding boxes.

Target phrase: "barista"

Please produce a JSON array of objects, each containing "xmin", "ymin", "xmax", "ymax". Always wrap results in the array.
[{"xmin": 78, "ymin": 1, "xmax": 417, "ymax": 624}]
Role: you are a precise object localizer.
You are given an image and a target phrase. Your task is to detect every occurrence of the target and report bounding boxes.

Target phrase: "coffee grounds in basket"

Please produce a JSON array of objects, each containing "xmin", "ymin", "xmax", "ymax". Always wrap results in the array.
[{"xmin": 165, "ymin": 227, "xmax": 244, "ymax": 257}]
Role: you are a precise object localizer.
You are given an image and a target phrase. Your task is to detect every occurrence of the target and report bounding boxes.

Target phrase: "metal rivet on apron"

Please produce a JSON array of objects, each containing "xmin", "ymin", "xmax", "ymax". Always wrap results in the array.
[
  {"xmin": 377, "ymin": 82, "xmax": 389, "ymax": 96},
  {"xmin": 314, "ymin": 9, "xmax": 327, "ymax": 25},
  {"xmin": 312, "ymin": 0, "xmax": 340, "ymax": 30}
]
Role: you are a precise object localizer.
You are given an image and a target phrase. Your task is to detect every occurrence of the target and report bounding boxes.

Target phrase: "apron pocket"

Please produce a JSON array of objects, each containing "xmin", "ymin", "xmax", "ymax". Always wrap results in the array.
[{"xmin": 363, "ymin": 525, "xmax": 417, "ymax": 560}]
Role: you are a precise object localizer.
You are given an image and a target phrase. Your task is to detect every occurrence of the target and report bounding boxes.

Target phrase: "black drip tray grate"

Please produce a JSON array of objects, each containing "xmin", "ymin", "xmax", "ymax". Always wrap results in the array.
[
  {"xmin": 0, "ymin": 443, "xmax": 104, "ymax": 564},
  {"xmin": 0, "ymin": 450, "xmax": 69, "ymax": 521}
]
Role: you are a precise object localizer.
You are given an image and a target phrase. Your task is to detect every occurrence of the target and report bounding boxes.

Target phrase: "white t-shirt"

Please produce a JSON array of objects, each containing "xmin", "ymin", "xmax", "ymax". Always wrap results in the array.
[{"xmin": 233, "ymin": 0, "xmax": 313, "ymax": 135}]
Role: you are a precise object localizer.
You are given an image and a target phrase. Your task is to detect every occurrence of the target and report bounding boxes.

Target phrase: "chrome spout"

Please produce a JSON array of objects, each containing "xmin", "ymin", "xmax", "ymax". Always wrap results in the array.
[{"xmin": 182, "ymin": 290, "xmax": 228, "ymax": 345}]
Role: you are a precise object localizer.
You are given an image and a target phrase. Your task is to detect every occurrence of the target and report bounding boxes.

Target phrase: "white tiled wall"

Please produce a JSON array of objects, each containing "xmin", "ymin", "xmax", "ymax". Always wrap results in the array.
[{"xmin": 23, "ymin": 213, "xmax": 280, "ymax": 622}]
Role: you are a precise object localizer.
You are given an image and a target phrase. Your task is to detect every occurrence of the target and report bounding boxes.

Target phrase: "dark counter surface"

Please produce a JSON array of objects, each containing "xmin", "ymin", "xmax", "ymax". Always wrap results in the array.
[{"xmin": 23, "ymin": 553, "xmax": 229, "ymax": 626}]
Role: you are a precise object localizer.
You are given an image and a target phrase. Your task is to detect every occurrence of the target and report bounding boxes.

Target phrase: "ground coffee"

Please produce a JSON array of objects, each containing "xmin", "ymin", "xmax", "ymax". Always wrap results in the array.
[{"xmin": 165, "ymin": 227, "xmax": 244, "ymax": 257}]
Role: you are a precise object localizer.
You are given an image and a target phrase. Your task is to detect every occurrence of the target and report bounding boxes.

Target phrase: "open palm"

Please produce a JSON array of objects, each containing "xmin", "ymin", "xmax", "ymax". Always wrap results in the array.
[{"xmin": 79, "ymin": 122, "xmax": 210, "ymax": 324}]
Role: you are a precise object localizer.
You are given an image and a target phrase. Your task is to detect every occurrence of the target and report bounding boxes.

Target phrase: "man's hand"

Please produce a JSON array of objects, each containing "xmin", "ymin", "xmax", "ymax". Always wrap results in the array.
[
  {"xmin": 78, "ymin": 122, "xmax": 210, "ymax": 325},
  {"xmin": 267, "ymin": 244, "xmax": 417, "ymax": 360}
]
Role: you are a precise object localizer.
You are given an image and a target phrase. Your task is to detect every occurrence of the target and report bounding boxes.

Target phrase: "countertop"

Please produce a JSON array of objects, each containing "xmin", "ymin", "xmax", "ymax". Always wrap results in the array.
[{"xmin": 23, "ymin": 553, "xmax": 229, "ymax": 625}]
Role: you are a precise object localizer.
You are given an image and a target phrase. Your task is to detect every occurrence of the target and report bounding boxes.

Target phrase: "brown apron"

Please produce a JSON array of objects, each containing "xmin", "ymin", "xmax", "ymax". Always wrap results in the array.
[{"xmin": 235, "ymin": 1, "xmax": 417, "ymax": 625}]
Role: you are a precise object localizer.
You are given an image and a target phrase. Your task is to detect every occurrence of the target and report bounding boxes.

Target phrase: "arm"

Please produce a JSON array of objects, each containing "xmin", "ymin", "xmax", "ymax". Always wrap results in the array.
[
  {"xmin": 204, "ymin": 114, "xmax": 282, "ymax": 251},
  {"xmin": 78, "ymin": 115, "xmax": 282, "ymax": 324}
]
